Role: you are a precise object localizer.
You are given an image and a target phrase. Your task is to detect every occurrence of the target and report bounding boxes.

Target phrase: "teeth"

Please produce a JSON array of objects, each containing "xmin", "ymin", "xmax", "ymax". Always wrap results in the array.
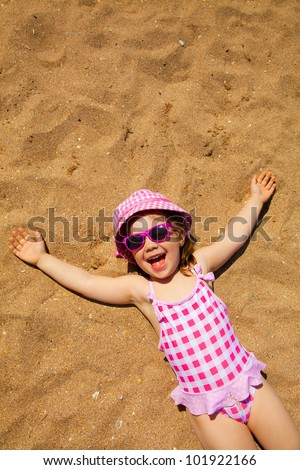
[{"xmin": 148, "ymin": 254, "xmax": 164, "ymax": 262}]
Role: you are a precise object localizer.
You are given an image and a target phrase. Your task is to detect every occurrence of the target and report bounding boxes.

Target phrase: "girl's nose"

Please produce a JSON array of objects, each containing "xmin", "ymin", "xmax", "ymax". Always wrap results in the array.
[{"xmin": 143, "ymin": 235, "xmax": 158, "ymax": 251}]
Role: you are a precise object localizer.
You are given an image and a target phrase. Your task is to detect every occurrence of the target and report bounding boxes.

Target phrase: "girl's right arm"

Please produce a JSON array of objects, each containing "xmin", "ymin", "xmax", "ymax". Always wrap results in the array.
[
  {"xmin": 194, "ymin": 171, "xmax": 276, "ymax": 273},
  {"xmin": 8, "ymin": 227, "xmax": 136, "ymax": 305}
]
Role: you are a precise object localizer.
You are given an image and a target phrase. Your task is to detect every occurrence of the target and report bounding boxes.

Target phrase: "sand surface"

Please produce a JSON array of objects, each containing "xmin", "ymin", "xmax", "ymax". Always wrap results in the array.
[{"xmin": 1, "ymin": 0, "xmax": 299, "ymax": 450}]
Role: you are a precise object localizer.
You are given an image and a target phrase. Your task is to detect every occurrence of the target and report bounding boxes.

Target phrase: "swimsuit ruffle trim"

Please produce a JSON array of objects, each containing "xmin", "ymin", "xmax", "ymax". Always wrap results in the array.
[{"xmin": 170, "ymin": 354, "xmax": 265, "ymax": 416}]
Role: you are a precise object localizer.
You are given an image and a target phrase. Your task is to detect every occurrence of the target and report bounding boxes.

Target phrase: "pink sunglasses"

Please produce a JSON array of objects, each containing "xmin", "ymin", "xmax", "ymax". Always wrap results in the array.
[{"xmin": 122, "ymin": 222, "xmax": 175, "ymax": 252}]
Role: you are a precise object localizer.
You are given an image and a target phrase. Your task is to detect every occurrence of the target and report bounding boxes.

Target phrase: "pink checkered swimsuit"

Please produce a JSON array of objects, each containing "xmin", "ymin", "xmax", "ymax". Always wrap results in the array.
[{"xmin": 147, "ymin": 263, "xmax": 265, "ymax": 421}]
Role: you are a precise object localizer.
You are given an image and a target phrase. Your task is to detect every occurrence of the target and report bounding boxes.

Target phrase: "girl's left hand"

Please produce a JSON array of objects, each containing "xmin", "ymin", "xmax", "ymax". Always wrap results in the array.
[{"xmin": 251, "ymin": 171, "xmax": 276, "ymax": 204}]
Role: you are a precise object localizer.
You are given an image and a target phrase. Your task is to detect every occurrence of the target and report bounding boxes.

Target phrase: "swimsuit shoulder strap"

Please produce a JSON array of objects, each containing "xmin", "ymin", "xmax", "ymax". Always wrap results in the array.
[
  {"xmin": 190, "ymin": 263, "xmax": 215, "ymax": 283},
  {"xmin": 147, "ymin": 278, "xmax": 156, "ymax": 302},
  {"xmin": 190, "ymin": 263, "xmax": 202, "ymax": 276}
]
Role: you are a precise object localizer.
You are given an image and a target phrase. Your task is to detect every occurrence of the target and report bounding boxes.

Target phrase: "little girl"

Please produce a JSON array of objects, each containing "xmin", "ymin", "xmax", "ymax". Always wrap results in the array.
[{"xmin": 8, "ymin": 171, "xmax": 300, "ymax": 450}]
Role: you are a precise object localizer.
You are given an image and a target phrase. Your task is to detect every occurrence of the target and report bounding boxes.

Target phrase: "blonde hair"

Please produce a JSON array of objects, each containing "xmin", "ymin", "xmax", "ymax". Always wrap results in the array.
[{"xmin": 166, "ymin": 213, "xmax": 197, "ymax": 275}]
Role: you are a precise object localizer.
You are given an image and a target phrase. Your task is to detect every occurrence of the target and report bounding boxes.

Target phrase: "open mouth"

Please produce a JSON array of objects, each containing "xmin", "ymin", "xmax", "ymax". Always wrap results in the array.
[{"xmin": 148, "ymin": 253, "xmax": 166, "ymax": 270}]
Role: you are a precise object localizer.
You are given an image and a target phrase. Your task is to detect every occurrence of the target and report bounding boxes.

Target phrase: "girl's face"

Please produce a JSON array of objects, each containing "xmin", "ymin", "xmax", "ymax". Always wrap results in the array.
[{"xmin": 128, "ymin": 213, "xmax": 185, "ymax": 280}]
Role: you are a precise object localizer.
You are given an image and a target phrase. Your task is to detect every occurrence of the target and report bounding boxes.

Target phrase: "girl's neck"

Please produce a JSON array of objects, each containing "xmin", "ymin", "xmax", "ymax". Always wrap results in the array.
[
  {"xmin": 150, "ymin": 266, "xmax": 197, "ymax": 303},
  {"xmin": 150, "ymin": 266, "xmax": 180, "ymax": 285}
]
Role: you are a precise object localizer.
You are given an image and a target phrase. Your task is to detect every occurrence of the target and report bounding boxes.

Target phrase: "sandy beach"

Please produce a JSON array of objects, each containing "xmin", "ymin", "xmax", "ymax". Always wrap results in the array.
[{"xmin": 1, "ymin": 0, "xmax": 299, "ymax": 450}]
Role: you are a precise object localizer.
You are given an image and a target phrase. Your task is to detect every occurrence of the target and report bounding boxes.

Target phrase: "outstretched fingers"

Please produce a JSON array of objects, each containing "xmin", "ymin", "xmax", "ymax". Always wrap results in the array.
[
  {"xmin": 8, "ymin": 227, "xmax": 45, "ymax": 265},
  {"xmin": 257, "ymin": 171, "xmax": 276, "ymax": 186},
  {"xmin": 8, "ymin": 234, "xmax": 24, "ymax": 256},
  {"xmin": 257, "ymin": 171, "xmax": 276, "ymax": 192},
  {"xmin": 8, "ymin": 241, "xmax": 22, "ymax": 257},
  {"xmin": 9, "ymin": 227, "xmax": 34, "ymax": 253},
  {"xmin": 251, "ymin": 171, "xmax": 276, "ymax": 203}
]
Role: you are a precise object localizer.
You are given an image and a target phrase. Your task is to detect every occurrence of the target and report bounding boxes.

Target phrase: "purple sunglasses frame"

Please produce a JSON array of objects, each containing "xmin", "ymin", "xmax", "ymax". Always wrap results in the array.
[{"xmin": 121, "ymin": 221, "xmax": 175, "ymax": 252}]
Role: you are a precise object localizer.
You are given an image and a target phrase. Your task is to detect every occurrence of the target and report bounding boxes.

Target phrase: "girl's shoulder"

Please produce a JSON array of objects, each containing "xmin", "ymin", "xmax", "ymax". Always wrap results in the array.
[
  {"xmin": 125, "ymin": 272, "xmax": 150, "ymax": 304},
  {"xmin": 192, "ymin": 247, "xmax": 211, "ymax": 275}
]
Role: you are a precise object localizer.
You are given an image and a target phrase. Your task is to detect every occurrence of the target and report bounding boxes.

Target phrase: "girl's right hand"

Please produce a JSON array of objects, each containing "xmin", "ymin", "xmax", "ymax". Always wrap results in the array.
[{"xmin": 8, "ymin": 227, "xmax": 47, "ymax": 266}]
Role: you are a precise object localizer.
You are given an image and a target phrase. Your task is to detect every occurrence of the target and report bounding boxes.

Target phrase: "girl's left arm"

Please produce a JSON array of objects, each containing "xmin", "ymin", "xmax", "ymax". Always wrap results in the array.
[{"xmin": 194, "ymin": 171, "xmax": 276, "ymax": 273}]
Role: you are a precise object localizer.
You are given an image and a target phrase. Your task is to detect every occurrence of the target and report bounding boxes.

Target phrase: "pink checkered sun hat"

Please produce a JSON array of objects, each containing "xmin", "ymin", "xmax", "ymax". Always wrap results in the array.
[{"xmin": 113, "ymin": 189, "xmax": 192, "ymax": 262}]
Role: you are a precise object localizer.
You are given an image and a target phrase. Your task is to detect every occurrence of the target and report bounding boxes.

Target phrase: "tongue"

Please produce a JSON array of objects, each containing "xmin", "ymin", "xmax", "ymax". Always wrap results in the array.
[{"xmin": 151, "ymin": 256, "xmax": 165, "ymax": 271}]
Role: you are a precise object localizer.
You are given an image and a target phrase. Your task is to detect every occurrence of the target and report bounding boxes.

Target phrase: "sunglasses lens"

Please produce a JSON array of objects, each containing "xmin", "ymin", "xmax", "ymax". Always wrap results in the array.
[
  {"xmin": 126, "ymin": 234, "xmax": 144, "ymax": 251},
  {"xmin": 150, "ymin": 224, "xmax": 168, "ymax": 241}
]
